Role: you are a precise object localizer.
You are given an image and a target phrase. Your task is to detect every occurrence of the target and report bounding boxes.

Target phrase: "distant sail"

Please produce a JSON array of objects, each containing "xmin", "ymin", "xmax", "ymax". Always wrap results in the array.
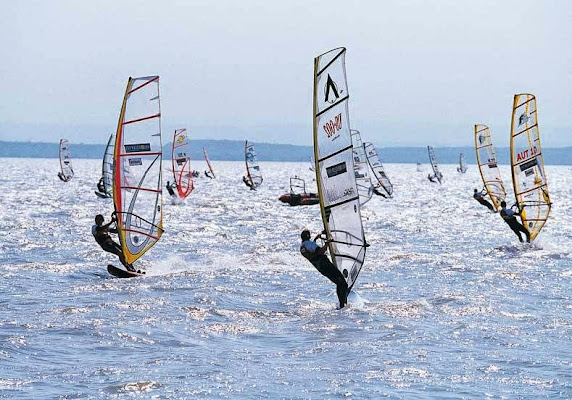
[
  {"xmin": 203, "ymin": 147, "xmax": 216, "ymax": 178},
  {"xmin": 244, "ymin": 140, "xmax": 263, "ymax": 188},
  {"xmin": 457, "ymin": 153, "xmax": 468, "ymax": 173},
  {"xmin": 309, "ymin": 156, "xmax": 315, "ymax": 172},
  {"xmin": 96, "ymin": 134, "xmax": 114, "ymax": 197},
  {"xmin": 350, "ymin": 130, "xmax": 373, "ymax": 205},
  {"xmin": 171, "ymin": 128, "xmax": 193, "ymax": 199},
  {"xmin": 416, "ymin": 163, "xmax": 422, "ymax": 172},
  {"xmin": 113, "ymin": 76, "xmax": 164, "ymax": 265},
  {"xmin": 313, "ymin": 47, "xmax": 368, "ymax": 292},
  {"xmin": 427, "ymin": 146, "xmax": 443, "ymax": 183},
  {"xmin": 364, "ymin": 142, "xmax": 393, "ymax": 197},
  {"xmin": 509, "ymin": 94, "xmax": 551, "ymax": 241},
  {"xmin": 58, "ymin": 139, "xmax": 74, "ymax": 182},
  {"xmin": 474, "ymin": 124, "xmax": 506, "ymax": 211}
]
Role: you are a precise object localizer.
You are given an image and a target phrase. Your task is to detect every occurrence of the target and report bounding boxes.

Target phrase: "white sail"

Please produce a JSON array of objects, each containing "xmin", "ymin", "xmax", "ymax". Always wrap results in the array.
[
  {"xmin": 427, "ymin": 146, "xmax": 443, "ymax": 183},
  {"xmin": 245, "ymin": 140, "xmax": 263, "ymax": 188},
  {"xmin": 474, "ymin": 124, "xmax": 506, "ymax": 211},
  {"xmin": 58, "ymin": 139, "xmax": 74, "ymax": 181},
  {"xmin": 203, "ymin": 147, "xmax": 216, "ymax": 178},
  {"xmin": 363, "ymin": 142, "xmax": 393, "ymax": 197},
  {"xmin": 172, "ymin": 128, "xmax": 193, "ymax": 199},
  {"xmin": 350, "ymin": 130, "xmax": 373, "ymax": 205},
  {"xmin": 457, "ymin": 153, "xmax": 468, "ymax": 173},
  {"xmin": 113, "ymin": 76, "xmax": 164, "ymax": 265},
  {"xmin": 510, "ymin": 94, "xmax": 551, "ymax": 241},
  {"xmin": 97, "ymin": 134, "xmax": 114, "ymax": 197},
  {"xmin": 313, "ymin": 47, "xmax": 368, "ymax": 291}
]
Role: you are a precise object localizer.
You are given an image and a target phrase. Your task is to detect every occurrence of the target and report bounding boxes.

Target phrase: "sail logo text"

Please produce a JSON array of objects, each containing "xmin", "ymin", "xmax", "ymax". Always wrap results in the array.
[
  {"xmin": 323, "ymin": 113, "xmax": 343, "ymax": 138},
  {"xmin": 516, "ymin": 146, "xmax": 538, "ymax": 162}
]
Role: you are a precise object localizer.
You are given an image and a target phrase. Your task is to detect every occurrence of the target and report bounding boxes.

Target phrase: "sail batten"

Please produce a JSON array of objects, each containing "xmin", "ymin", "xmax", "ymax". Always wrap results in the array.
[
  {"xmin": 509, "ymin": 94, "xmax": 551, "ymax": 241},
  {"xmin": 113, "ymin": 75, "xmax": 164, "ymax": 265},
  {"xmin": 313, "ymin": 47, "xmax": 367, "ymax": 292}
]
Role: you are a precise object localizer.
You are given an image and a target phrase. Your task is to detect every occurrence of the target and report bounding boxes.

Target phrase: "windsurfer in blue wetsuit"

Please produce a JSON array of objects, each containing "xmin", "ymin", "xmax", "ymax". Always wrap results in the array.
[
  {"xmin": 300, "ymin": 229, "xmax": 349, "ymax": 309},
  {"xmin": 499, "ymin": 201, "xmax": 530, "ymax": 243},
  {"xmin": 92, "ymin": 214, "xmax": 135, "ymax": 271},
  {"xmin": 473, "ymin": 188, "xmax": 495, "ymax": 212}
]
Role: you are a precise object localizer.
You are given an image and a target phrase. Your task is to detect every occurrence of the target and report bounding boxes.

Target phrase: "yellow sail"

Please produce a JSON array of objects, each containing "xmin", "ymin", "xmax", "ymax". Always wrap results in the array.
[{"xmin": 509, "ymin": 94, "xmax": 551, "ymax": 241}]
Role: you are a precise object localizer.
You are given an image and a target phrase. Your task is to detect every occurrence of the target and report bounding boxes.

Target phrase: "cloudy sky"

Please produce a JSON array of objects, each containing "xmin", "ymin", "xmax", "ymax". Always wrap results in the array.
[{"xmin": 1, "ymin": 0, "xmax": 571, "ymax": 146}]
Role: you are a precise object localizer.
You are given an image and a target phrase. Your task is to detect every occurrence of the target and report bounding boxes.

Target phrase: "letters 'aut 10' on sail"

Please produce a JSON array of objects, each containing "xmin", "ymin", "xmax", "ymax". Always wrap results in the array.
[
  {"xmin": 172, "ymin": 128, "xmax": 193, "ymax": 199},
  {"xmin": 313, "ymin": 47, "xmax": 367, "ymax": 291},
  {"xmin": 245, "ymin": 140, "xmax": 263, "ymax": 188},
  {"xmin": 113, "ymin": 76, "xmax": 164, "ymax": 265},
  {"xmin": 510, "ymin": 94, "xmax": 551, "ymax": 241},
  {"xmin": 203, "ymin": 147, "xmax": 216, "ymax": 178},
  {"xmin": 427, "ymin": 146, "xmax": 443, "ymax": 183},
  {"xmin": 350, "ymin": 130, "xmax": 373, "ymax": 205},
  {"xmin": 58, "ymin": 139, "xmax": 74, "ymax": 182},
  {"xmin": 363, "ymin": 142, "xmax": 393, "ymax": 197},
  {"xmin": 474, "ymin": 124, "xmax": 506, "ymax": 211}
]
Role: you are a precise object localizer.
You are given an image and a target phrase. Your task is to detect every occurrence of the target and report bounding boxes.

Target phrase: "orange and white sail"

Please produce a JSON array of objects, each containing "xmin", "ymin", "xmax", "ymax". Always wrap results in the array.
[
  {"xmin": 113, "ymin": 76, "xmax": 164, "ymax": 265},
  {"xmin": 171, "ymin": 129, "xmax": 193, "ymax": 199}
]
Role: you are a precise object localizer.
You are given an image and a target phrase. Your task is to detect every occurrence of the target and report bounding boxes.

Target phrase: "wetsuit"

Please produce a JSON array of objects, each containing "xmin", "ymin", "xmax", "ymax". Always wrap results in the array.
[
  {"xmin": 500, "ymin": 206, "xmax": 530, "ymax": 243},
  {"xmin": 97, "ymin": 178, "xmax": 106, "ymax": 194},
  {"xmin": 473, "ymin": 191, "xmax": 495, "ymax": 211},
  {"xmin": 166, "ymin": 182, "xmax": 175, "ymax": 196},
  {"xmin": 300, "ymin": 239, "xmax": 348, "ymax": 308},
  {"xmin": 205, "ymin": 171, "xmax": 213, "ymax": 179},
  {"xmin": 243, "ymin": 176, "xmax": 254, "ymax": 190},
  {"xmin": 58, "ymin": 172, "xmax": 67, "ymax": 182},
  {"xmin": 373, "ymin": 187, "xmax": 387, "ymax": 198},
  {"xmin": 92, "ymin": 223, "xmax": 134, "ymax": 270},
  {"xmin": 428, "ymin": 174, "xmax": 437, "ymax": 183}
]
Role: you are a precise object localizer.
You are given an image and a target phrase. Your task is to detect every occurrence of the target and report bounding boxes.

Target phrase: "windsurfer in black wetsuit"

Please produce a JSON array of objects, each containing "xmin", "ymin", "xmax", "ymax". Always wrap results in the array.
[
  {"xmin": 300, "ymin": 229, "xmax": 349, "ymax": 309},
  {"xmin": 243, "ymin": 176, "xmax": 255, "ymax": 190},
  {"xmin": 92, "ymin": 214, "xmax": 135, "ymax": 271},
  {"xmin": 205, "ymin": 170, "xmax": 213, "ymax": 179},
  {"xmin": 427, "ymin": 174, "xmax": 437, "ymax": 183},
  {"xmin": 373, "ymin": 187, "xmax": 387, "ymax": 198},
  {"xmin": 96, "ymin": 177, "xmax": 106, "ymax": 194},
  {"xmin": 473, "ymin": 188, "xmax": 495, "ymax": 212},
  {"xmin": 166, "ymin": 181, "xmax": 176, "ymax": 196},
  {"xmin": 499, "ymin": 201, "xmax": 530, "ymax": 243},
  {"xmin": 58, "ymin": 172, "xmax": 67, "ymax": 182}
]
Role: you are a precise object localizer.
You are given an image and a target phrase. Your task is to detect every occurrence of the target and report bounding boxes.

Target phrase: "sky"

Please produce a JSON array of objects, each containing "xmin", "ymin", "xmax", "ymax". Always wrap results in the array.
[{"xmin": 1, "ymin": 0, "xmax": 571, "ymax": 147}]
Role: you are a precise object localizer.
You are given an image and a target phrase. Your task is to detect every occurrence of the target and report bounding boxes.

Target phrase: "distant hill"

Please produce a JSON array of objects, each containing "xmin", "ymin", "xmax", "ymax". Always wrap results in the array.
[{"xmin": 0, "ymin": 140, "xmax": 570, "ymax": 165}]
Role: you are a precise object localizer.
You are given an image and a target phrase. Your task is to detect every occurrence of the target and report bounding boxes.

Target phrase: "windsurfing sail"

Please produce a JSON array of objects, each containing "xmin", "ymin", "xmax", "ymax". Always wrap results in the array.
[
  {"xmin": 363, "ymin": 142, "xmax": 393, "ymax": 197},
  {"xmin": 427, "ymin": 146, "xmax": 443, "ymax": 183},
  {"xmin": 113, "ymin": 75, "xmax": 164, "ymax": 265},
  {"xmin": 171, "ymin": 128, "xmax": 193, "ymax": 199},
  {"xmin": 474, "ymin": 124, "xmax": 507, "ymax": 211},
  {"xmin": 350, "ymin": 130, "xmax": 373, "ymax": 205},
  {"xmin": 58, "ymin": 139, "xmax": 74, "ymax": 181},
  {"xmin": 313, "ymin": 47, "xmax": 368, "ymax": 292},
  {"xmin": 309, "ymin": 156, "xmax": 315, "ymax": 172},
  {"xmin": 457, "ymin": 153, "xmax": 468, "ymax": 173},
  {"xmin": 97, "ymin": 134, "xmax": 114, "ymax": 197},
  {"xmin": 203, "ymin": 147, "xmax": 216, "ymax": 178},
  {"xmin": 244, "ymin": 140, "xmax": 263, "ymax": 188},
  {"xmin": 509, "ymin": 94, "xmax": 551, "ymax": 241}
]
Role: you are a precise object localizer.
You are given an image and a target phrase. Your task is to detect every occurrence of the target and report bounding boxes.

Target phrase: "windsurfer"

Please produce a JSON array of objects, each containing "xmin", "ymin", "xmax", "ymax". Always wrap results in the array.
[
  {"xmin": 242, "ymin": 176, "xmax": 255, "ymax": 190},
  {"xmin": 300, "ymin": 229, "xmax": 349, "ymax": 309},
  {"xmin": 473, "ymin": 188, "xmax": 495, "ymax": 212},
  {"xmin": 499, "ymin": 201, "xmax": 530, "ymax": 243},
  {"xmin": 166, "ymin": 181, "xmax": 176, "ymax": 196},
  {"xmin": 427, "ymin": 174, "xmax": 437, "ymax": 183},
  {"xmin": 373, "ymin": 187, "xmax": 387, "ymax": 198},
  {"xmin": 96, "ymin": 177, "xmax": 105, "ymax": 194},
  {"xmin": 92, "ymin": 214, "xmax": 135, "ymax": 271},
  {"xmin": 57, "ymin": 172, "xmax": 66, "ymax": 182},
  {"xmin": 205, "ymin": 170, "xmax": 213, "ymax": 179}
]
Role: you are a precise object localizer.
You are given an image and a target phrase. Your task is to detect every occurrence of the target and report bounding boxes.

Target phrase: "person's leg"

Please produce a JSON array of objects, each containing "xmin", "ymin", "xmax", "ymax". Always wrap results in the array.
[
  {"xmin": 108, "ymin": 241, "xmax": 135, "ymax": 271},
  {"xmin": 509, "ymin": 224, "xmax": 524, "ymax": 242},
  {"xmin": 317, "ymin": 258, "xmax": 349, "ymax": 307},
  {"xmin": 485, "ymin": 201, "xmax": 495, "ymax": 212}
]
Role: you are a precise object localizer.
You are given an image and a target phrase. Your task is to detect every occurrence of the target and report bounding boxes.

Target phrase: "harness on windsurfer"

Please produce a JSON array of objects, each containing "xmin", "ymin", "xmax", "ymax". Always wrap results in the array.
[
  {"xmin": 473, "ymin": 188, "xmax": 495, "ymax": 212},
  {"xmin": 499, "ymin": 201, "xmax": 530, "ymax": 243},
  {"xmin": 96, "ymin": 177, "xmax": 105, "ymax": 194},
  {"xmin": 92, "ymin": 214, "xmax": 135, "ymax": 271},
  {"xmin": 300, "ymin": 229, "xmax": 349, "ymax": 309}
]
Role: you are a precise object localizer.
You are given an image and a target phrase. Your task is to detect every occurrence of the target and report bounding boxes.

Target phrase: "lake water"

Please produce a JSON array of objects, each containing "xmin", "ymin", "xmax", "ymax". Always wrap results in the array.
[{"xmin": 0, "ymin": 158, "xmax": 570, "ymax": 399}]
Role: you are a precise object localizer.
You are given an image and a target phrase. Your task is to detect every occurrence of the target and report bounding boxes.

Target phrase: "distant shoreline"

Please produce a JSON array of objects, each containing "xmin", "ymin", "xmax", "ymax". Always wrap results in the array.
[{"xmin": 1, "ymin": 140, "xmax": 570, "ymax": 165}]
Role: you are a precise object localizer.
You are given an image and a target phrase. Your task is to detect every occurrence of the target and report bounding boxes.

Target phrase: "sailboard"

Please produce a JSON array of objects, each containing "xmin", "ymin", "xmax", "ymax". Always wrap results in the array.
[
  {"xmin": 427, "ymin": 146, "xmax": 443, "ymax": 183},
  {"xmin": 171, "ymin": 128, "xmax": 193, "ymax": 199},
  {"xmin": 313, "ymin": 47, "xmax": 368, "ymax": 294},
  {"xmin": 58, "ymin": 139, "xmax": 74, "ymax": 182},
  {"xmin": 509, "ymin": 94, "xmax": 551, "ymax": 241},
  {"xmin": 95, "ymin": 134, "xmax": 114, "ymax": 198},
  {"xmin": 244, "ymin": 140, "xmax": 263, "ymax": 188},
  {"xmin": 457, "ymin": 153, "xmax": 468, "ymax": 173},
  {"xmin": 112, "ymin": 75, "xmax": 164, "ymax": 271},
  {"xmin": 350, "ymin": 130, "xmax": 373, "ymax": 205},
  {"xmin": 474, "ymin": 124, "xmax": 507, "ymax": 211},
  {"xmin": 202, "ymin": 147, "xmax": 216, "ymax": 178},
  {"xmin": 363, "ymin": 142, "xmax": 393, "ymax": 197}
]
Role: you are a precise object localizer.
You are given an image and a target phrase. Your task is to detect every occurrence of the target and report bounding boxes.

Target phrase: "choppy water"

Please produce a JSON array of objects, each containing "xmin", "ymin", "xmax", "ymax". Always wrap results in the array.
[{"xmin": 0, "ymin": 158, "xmax": 570, "ymax": 399}]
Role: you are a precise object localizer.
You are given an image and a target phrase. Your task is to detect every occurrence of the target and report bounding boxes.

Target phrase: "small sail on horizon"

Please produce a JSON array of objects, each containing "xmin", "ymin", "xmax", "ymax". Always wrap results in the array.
[
  {"xmin": 244, "ymin": 140, "xmax": 263, "ymax": 189},
  {"xmin": 113, "ymin": 75, "xmax": 164, "ymax": 266},
  {"xmin": 95, "ymin": 134, "xmax": 114, "ymax": 197},
  {"xmin": 364, "ymin": 142, "xmax": 393, "ymax": 197},
  {"xmin": 509, "ymin": 94, "xmax": 551, "ymax": 241},
  {"xmin": 313, "ymin": 47, "xmax": 368, "ymax": 293},
  {"xmin": 474, "ymin": 124, "xmax": 506, "ymax": 211},
  {"xmin": 427, "ymin": 146, "xmax": 443, "ymax": 184},
  {"xmin": 171, "ymin": 128, "xmax": 193, "ymax": 199},
  {"xmin": 58, "ymin": 139, "xmax": 74, "ymax": 182},
  {"xmin": 203, "ymin": 147, "xmax": 216, "ymax": 178},
  {"xmin": 457, "ymin": 152, "xmax": 468, "ymax": 173}
]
